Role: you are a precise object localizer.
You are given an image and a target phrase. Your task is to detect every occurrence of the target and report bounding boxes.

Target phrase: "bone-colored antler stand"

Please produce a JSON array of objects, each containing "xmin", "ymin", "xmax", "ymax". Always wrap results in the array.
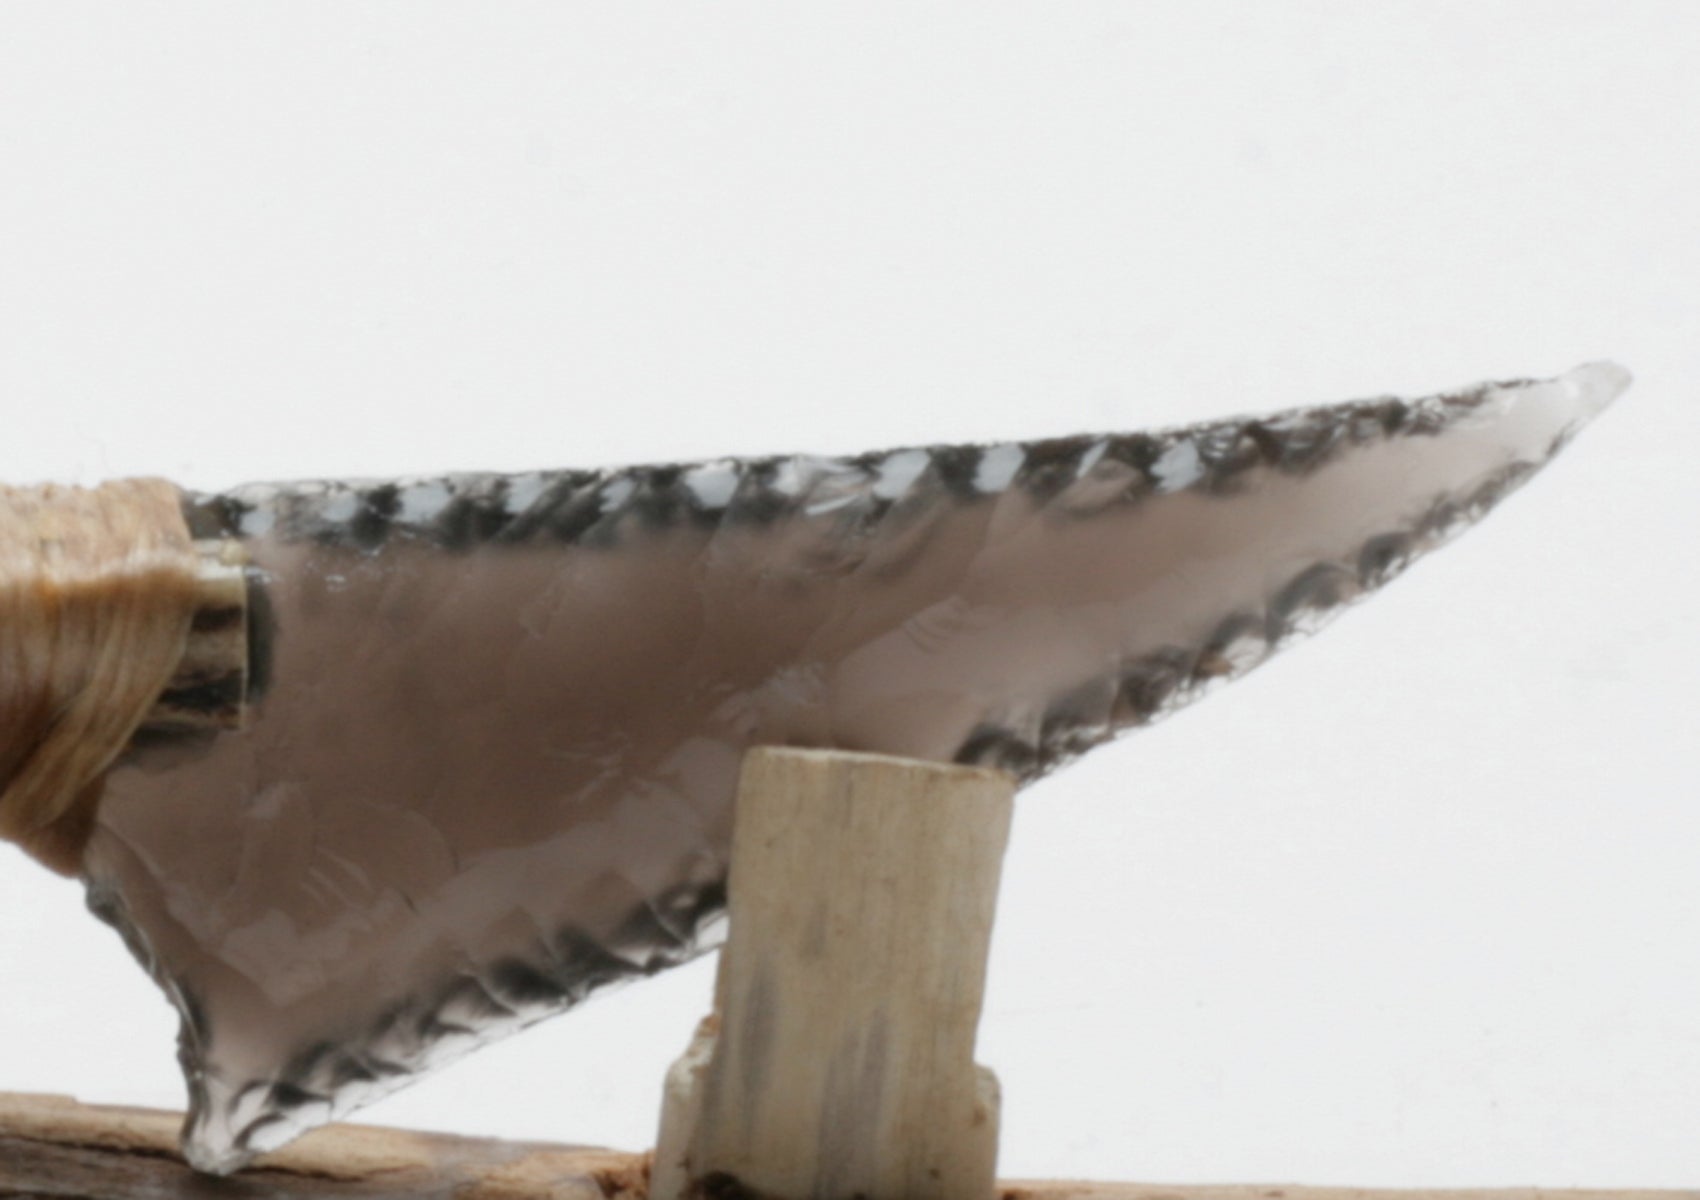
[{"xmin": 653, "ymin": 746, "xmax": 1015, "ymax": 1200}]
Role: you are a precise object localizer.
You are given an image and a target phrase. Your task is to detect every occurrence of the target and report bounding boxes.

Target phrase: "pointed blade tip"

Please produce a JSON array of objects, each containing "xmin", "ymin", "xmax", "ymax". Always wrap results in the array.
[{"xmin": 1562, "ymin": 359, "xmax": 1633, "ymax": 418}]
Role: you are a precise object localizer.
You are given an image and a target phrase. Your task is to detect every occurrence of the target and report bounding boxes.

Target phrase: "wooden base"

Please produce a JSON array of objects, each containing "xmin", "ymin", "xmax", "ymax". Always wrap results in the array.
[
  {"xmin": 0, "ymin": 1092, "xmax": 642, "ymax": 1200},
  {"xmin": 3, "ymin": 1093, "xmax": 1694, "ymax": 1200}
]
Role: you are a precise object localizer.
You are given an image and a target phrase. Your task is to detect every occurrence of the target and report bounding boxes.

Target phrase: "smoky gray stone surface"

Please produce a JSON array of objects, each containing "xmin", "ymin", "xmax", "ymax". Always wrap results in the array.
[{"xmin": 85, "ymin": 363, "xmax": 1627, "ymax": 1173}]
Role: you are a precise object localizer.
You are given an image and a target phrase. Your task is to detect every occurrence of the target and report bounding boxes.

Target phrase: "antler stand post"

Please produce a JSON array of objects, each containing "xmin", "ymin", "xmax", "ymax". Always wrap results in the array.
[{"xmin": 652, "ymin": 746, "xmax": 1015, "ymax": 1200}]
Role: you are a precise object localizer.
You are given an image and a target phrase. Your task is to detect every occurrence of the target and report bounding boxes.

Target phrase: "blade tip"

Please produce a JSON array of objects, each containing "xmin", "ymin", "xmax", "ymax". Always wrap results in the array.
[{"xmin": 1561, "ymin": 359, "xmax": 1633, "ymax": 418}]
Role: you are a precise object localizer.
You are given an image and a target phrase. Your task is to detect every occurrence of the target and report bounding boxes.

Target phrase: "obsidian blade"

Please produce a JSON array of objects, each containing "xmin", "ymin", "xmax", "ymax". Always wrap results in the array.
[{"xmin": 82, "ymin": 362, "xmax": 1626, "ymax": 1172}]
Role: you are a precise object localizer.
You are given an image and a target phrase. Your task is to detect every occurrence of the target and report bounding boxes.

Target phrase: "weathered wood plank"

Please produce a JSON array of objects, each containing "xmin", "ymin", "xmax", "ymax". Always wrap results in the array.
[
  {"xmin": 0, "ymin": 1093, "xmax": 641, "ymax": 1200},
  {"xmin": 3, "ymin": 1093, "xmax": 1696, "ymax": 1200}
]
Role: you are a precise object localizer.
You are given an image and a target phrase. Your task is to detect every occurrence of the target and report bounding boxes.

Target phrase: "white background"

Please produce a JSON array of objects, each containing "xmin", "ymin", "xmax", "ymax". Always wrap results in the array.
[{"xmin": 0, "ymin": 2, "xmax": 1696, "ymax": 1187}]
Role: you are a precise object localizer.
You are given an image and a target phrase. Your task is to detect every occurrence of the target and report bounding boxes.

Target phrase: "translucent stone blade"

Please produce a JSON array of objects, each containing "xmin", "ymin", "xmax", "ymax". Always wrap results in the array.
[{"xmin": 80, "ymin": 363, "xmax": 1626, "ymax": 1172}]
